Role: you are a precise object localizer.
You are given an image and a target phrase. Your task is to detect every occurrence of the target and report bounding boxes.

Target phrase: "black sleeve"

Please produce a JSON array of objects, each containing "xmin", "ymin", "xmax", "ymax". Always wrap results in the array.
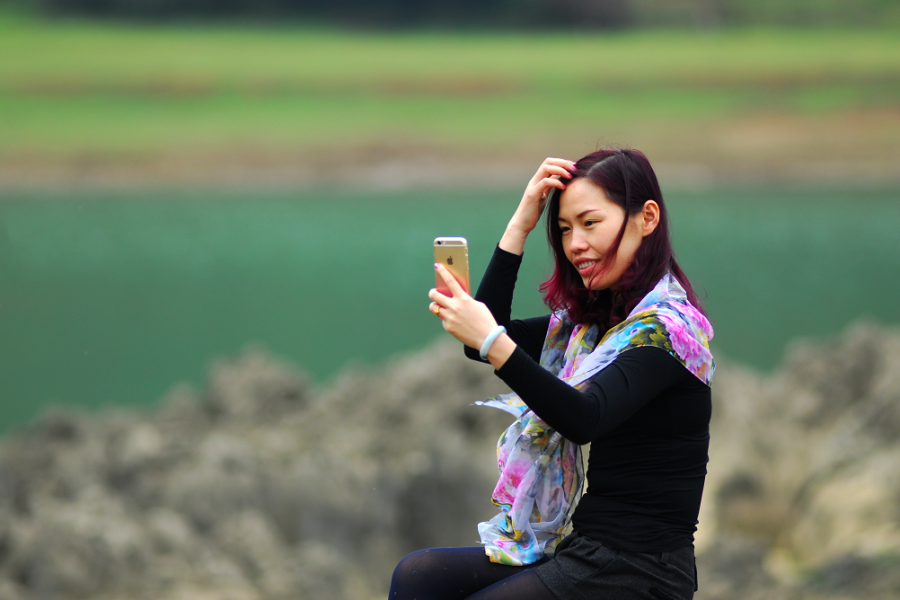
[
  {"xmin": 494, "ymin": 345, "xmax": 690, "ymax": 444},
  {"xmin": 463, "ymin": 245, "xmax": 551, "ymax": 363}
]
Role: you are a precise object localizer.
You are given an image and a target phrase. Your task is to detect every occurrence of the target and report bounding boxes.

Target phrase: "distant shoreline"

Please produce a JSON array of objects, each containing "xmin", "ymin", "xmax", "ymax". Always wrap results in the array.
[{"xmin": 2, "ymin": 155, "xmax": 898, "ymax": 192}]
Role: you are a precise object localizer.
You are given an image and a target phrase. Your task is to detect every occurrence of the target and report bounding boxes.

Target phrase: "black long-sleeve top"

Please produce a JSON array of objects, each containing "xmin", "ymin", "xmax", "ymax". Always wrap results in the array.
[{"xmin": 464, "ymin": 246, "xmax": 711, "ymax": 553}]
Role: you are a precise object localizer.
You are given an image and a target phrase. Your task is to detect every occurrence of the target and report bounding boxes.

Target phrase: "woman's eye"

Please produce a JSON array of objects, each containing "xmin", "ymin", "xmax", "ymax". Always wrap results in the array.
[{"xmin": 584, "ymin": 220, "xmax": 595, "ymax": 227}]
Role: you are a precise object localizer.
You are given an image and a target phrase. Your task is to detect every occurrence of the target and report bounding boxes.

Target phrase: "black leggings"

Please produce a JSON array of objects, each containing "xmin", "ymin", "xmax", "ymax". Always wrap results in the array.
[{"xmin": 388, "ymin": 547, "xmax": 557, "ymax": 600}]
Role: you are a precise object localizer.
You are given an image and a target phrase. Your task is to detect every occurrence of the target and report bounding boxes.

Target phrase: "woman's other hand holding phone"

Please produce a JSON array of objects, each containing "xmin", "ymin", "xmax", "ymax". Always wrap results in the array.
[
  {"xmin": 500, "ymin": 157, "xmax": 576, "ymax": 256},
  {"xmin": 429, "ymin": 263, "xmax": 515, "ymax": 369}
]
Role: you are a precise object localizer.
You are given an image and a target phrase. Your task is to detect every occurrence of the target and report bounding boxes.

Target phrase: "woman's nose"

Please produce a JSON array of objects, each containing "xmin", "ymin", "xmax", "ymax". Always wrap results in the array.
[{"xmin": 570, "ymin": 229, "xmax": 589, "ymax": 251}]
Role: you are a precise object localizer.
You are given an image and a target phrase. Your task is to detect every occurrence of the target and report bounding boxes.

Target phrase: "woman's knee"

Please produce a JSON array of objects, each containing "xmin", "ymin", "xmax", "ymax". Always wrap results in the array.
[
  {"xmin": 391, "ymin": 549, "xmax": 435, "ymax": 587},
  {"xmin": 392, "ymin": 548, "xmax": 444, "ymax": 579},
  {"xmin": 391, "ymin": 547, "xmax": 487, "ymax": 588}
]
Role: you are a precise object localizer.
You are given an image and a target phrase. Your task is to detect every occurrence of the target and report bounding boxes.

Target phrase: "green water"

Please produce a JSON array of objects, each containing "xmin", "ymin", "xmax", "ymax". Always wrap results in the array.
[{"xmin": 1, "ymin": 186, "xmax": 898, "ymax": 433}]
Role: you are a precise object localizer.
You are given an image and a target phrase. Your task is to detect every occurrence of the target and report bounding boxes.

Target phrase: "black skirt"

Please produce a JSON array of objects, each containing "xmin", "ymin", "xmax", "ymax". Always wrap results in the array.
[{"xmin": 533, "ymin": 534, "xmax": 697, "ymax": 600}]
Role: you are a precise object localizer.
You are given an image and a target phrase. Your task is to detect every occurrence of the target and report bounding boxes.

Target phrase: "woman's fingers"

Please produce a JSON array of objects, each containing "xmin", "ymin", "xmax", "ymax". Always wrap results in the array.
[
  {"xmin": 428, "ymin": 274, "xmax": 458, "ymax": 320},
  {"xmin": 525, "ymin": 159, "xmax": 575, "ymax": 196},
  {"xmin": 428, "ymin": 287, "xmax": 450, "ymax": 306},
  {"xmin": 542, "ymin": 164, "xmax": 576, "ymax": 180},
  {"xmin": 536, "ymin": 176, "xmax": 569, "ymax": 203},
  {"xmin": 541, "ymin": 156, "xmax": 576, "ymax": 169},
  {"xmin": 529, "ymin": 173, "xmax": 569, "ymax": 200},
  {"xmin": 528, "ymin": 159, "xmax": 576, "ymax": 198},
  {"xmin": 535, "ymin": 158, "xmax": 576, "ymax": 178},
  {"xmin": 530, "ymin": 166, "xmax": 572, "ymax": 188},
  {"xmin": 434, "ymin": 262, "xmax": 468, "ymax": 299},
  {"xmin": 429, "ymin": 274, "xmax": 499, "ymax": 348},
  {"xmin": 556, "ymin": 157, "xmax": 578, "ymax": 170},
  {"xmin": 541, "ymin": 175, "xmax": 569, "ymax": 190}
]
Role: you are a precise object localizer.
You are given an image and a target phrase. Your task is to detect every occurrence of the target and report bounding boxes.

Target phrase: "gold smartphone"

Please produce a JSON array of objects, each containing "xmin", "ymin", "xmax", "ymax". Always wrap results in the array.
[{"xmin": 434, "ymin": 237, "xmax": 470, "ymax": 297}]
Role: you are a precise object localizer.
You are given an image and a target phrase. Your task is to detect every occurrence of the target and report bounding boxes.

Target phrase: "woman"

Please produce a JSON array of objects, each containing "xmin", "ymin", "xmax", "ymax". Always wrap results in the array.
[{"xmin": 391, "ymin": 149, "xmax": 714, "ymax": 600}]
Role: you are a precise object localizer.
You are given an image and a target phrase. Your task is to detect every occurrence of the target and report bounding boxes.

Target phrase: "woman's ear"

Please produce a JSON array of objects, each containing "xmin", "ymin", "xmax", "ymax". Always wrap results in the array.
[{"xmin": 641, "ymin": 200, "xmax": 660, "ymax": 237}]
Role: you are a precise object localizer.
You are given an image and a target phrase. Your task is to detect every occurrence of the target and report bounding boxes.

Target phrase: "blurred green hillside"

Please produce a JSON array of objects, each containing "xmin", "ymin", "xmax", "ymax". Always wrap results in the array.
[
  {"xmin": 9, "ymin": 0, "xmax": 900, "ymax": 28},
  {"xmin": 1, "ymin": 12, "xmax": 898, "ymax": 187}
]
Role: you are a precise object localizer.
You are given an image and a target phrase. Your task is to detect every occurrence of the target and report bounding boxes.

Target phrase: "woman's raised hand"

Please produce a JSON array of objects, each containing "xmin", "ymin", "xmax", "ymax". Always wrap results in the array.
[{"xmin": 500, "ymin": 157, "xmax": 576, "ymax": 255}]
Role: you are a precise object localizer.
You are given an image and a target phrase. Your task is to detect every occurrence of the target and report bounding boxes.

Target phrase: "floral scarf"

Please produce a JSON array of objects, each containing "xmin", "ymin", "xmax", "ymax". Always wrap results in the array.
[{"xmin": 475, "ymin": 273, "xmax": 715, "ymax": 566}]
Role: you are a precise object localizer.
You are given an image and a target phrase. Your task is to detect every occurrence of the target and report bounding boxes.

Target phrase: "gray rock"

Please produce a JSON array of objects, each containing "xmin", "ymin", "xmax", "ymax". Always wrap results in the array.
[{"xmin": 1, "ymin": 326, "xmax": 899, "ymax": 600}]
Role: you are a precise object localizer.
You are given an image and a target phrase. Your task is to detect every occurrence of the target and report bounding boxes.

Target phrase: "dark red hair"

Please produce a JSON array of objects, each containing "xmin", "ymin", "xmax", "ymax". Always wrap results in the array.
[{"xmin": 540, "ymin": 149, "xmax": 704, "ymax": 331}]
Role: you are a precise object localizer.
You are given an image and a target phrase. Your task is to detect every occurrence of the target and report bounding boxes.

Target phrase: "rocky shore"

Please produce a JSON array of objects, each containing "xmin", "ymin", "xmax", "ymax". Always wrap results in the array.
[{"xmin": 1, "ymin": 322, "xmax": 899, "ymax": 600}]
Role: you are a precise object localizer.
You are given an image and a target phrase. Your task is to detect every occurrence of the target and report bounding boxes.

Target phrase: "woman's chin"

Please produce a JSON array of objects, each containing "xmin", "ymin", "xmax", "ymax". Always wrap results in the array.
[{"xmin": 582, "ymin": 277, "xmax": 608, "ymax": 292}]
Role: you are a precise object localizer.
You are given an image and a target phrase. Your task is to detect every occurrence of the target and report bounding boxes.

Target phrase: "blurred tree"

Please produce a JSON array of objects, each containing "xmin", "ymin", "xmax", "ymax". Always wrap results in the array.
[
  {"xmin": 631, "ymin": 0, "xmax": 900, "ymax": 27},
  {"xmin": 11, "ymin": 0, "xmax": 900, "ymax": 27},
  {"xmin": 33, "ymin": 0, "xmax": 635, "ymax": 27}
]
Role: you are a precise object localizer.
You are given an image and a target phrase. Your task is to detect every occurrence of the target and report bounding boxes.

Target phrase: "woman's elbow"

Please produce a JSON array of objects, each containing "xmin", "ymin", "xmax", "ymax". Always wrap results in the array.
[
  {"xmin": 560, "ymin": 420, "xmax": 600, "ymax": 445},
  {"xmin": 566, "ymin": 431, "xmax": 593, "ymax": 446}
]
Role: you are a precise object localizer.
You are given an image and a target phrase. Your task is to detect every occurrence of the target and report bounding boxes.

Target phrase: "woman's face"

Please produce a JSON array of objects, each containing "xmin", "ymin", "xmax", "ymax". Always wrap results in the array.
[{"xmin": 557, "ymin": 178, "xmax": 647, "ymax": 291}]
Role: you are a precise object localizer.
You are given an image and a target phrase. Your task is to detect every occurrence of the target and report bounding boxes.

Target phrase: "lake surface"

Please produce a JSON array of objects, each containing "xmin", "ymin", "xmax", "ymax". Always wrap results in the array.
[{"xmin": 1, "ymin": 186, "xmax": 898, "ymax": 433}]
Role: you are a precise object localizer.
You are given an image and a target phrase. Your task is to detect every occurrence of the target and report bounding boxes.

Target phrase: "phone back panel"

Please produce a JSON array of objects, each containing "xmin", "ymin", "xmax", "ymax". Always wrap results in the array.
[{"xmin": 434, "ymin": 237, "xmax": 470, "ymax": 296}]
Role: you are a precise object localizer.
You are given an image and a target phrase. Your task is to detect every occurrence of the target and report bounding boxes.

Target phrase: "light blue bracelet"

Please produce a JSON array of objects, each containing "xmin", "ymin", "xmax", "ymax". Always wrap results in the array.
[{"xmin": 479, "ymin": 325, "xmax": 507, "ymax": 360}]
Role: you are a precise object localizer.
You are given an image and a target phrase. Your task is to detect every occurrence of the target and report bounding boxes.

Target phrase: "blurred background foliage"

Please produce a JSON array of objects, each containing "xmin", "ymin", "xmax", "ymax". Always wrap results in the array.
[
  {"xmin": 1, "ymin": 12, "xmax": 897, "ymax": 181},
  {"xmin": 0, "ymin": 0, "xmax": 899, "ymax": 429},
  {"xmin": 5, "ymin": 0, "xmax": 900, "ymax": 27}
]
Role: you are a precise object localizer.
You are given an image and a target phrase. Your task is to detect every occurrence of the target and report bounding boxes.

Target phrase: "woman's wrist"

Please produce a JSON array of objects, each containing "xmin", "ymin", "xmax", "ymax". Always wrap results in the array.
[
  {"xmin": 499, "ymin": 225, "xmax": 529, "ymax": 255},
  {"xmin": 487, "ymin": 333, "xmax": 516, "ymax": 370},
  {"xmin": 479, "ymin": 325, "xmax": 507, "ymax": 360}
]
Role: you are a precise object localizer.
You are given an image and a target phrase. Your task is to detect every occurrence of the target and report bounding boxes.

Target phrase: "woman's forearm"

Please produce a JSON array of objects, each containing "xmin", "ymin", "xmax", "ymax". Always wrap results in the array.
[
  {"xmin": 498, "ymin": 225, "xmax": 529, "ymax": 256},
  {"xmin": 471, "ymin": 245, "xmax": 522, "ymax": 326},
  {"xmin": 496, "ymin": 347, "xmax": 689, "ymax": 444}
]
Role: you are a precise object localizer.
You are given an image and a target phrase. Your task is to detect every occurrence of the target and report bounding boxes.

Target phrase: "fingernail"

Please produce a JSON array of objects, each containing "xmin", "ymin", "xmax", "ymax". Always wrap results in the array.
[{"xmin": 434, "ymin": 263, "xmax": 439, "ymax": 269}]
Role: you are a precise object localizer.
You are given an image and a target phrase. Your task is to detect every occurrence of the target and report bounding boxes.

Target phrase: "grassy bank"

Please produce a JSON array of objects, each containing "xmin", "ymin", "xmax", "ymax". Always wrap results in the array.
[
  {"xmin": 1, "ymin": 15, "xmax": 898, "ymax": 183},
  {"xmin": 4, "ymin": 16, "xmax": 899, "ymax": 92}
]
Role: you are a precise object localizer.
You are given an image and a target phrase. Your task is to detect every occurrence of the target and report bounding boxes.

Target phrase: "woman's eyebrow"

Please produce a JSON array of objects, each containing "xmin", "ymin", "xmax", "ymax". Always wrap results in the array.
[{"xmin": 559, "ymin": 209, "xmax": 603, "ymax": 222}]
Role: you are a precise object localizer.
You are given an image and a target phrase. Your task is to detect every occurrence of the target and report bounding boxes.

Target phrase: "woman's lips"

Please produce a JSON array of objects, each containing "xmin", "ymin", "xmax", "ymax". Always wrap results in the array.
[{"xmin": 575, "ymin": 259, "xmax": 599, "ymax": 277}]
